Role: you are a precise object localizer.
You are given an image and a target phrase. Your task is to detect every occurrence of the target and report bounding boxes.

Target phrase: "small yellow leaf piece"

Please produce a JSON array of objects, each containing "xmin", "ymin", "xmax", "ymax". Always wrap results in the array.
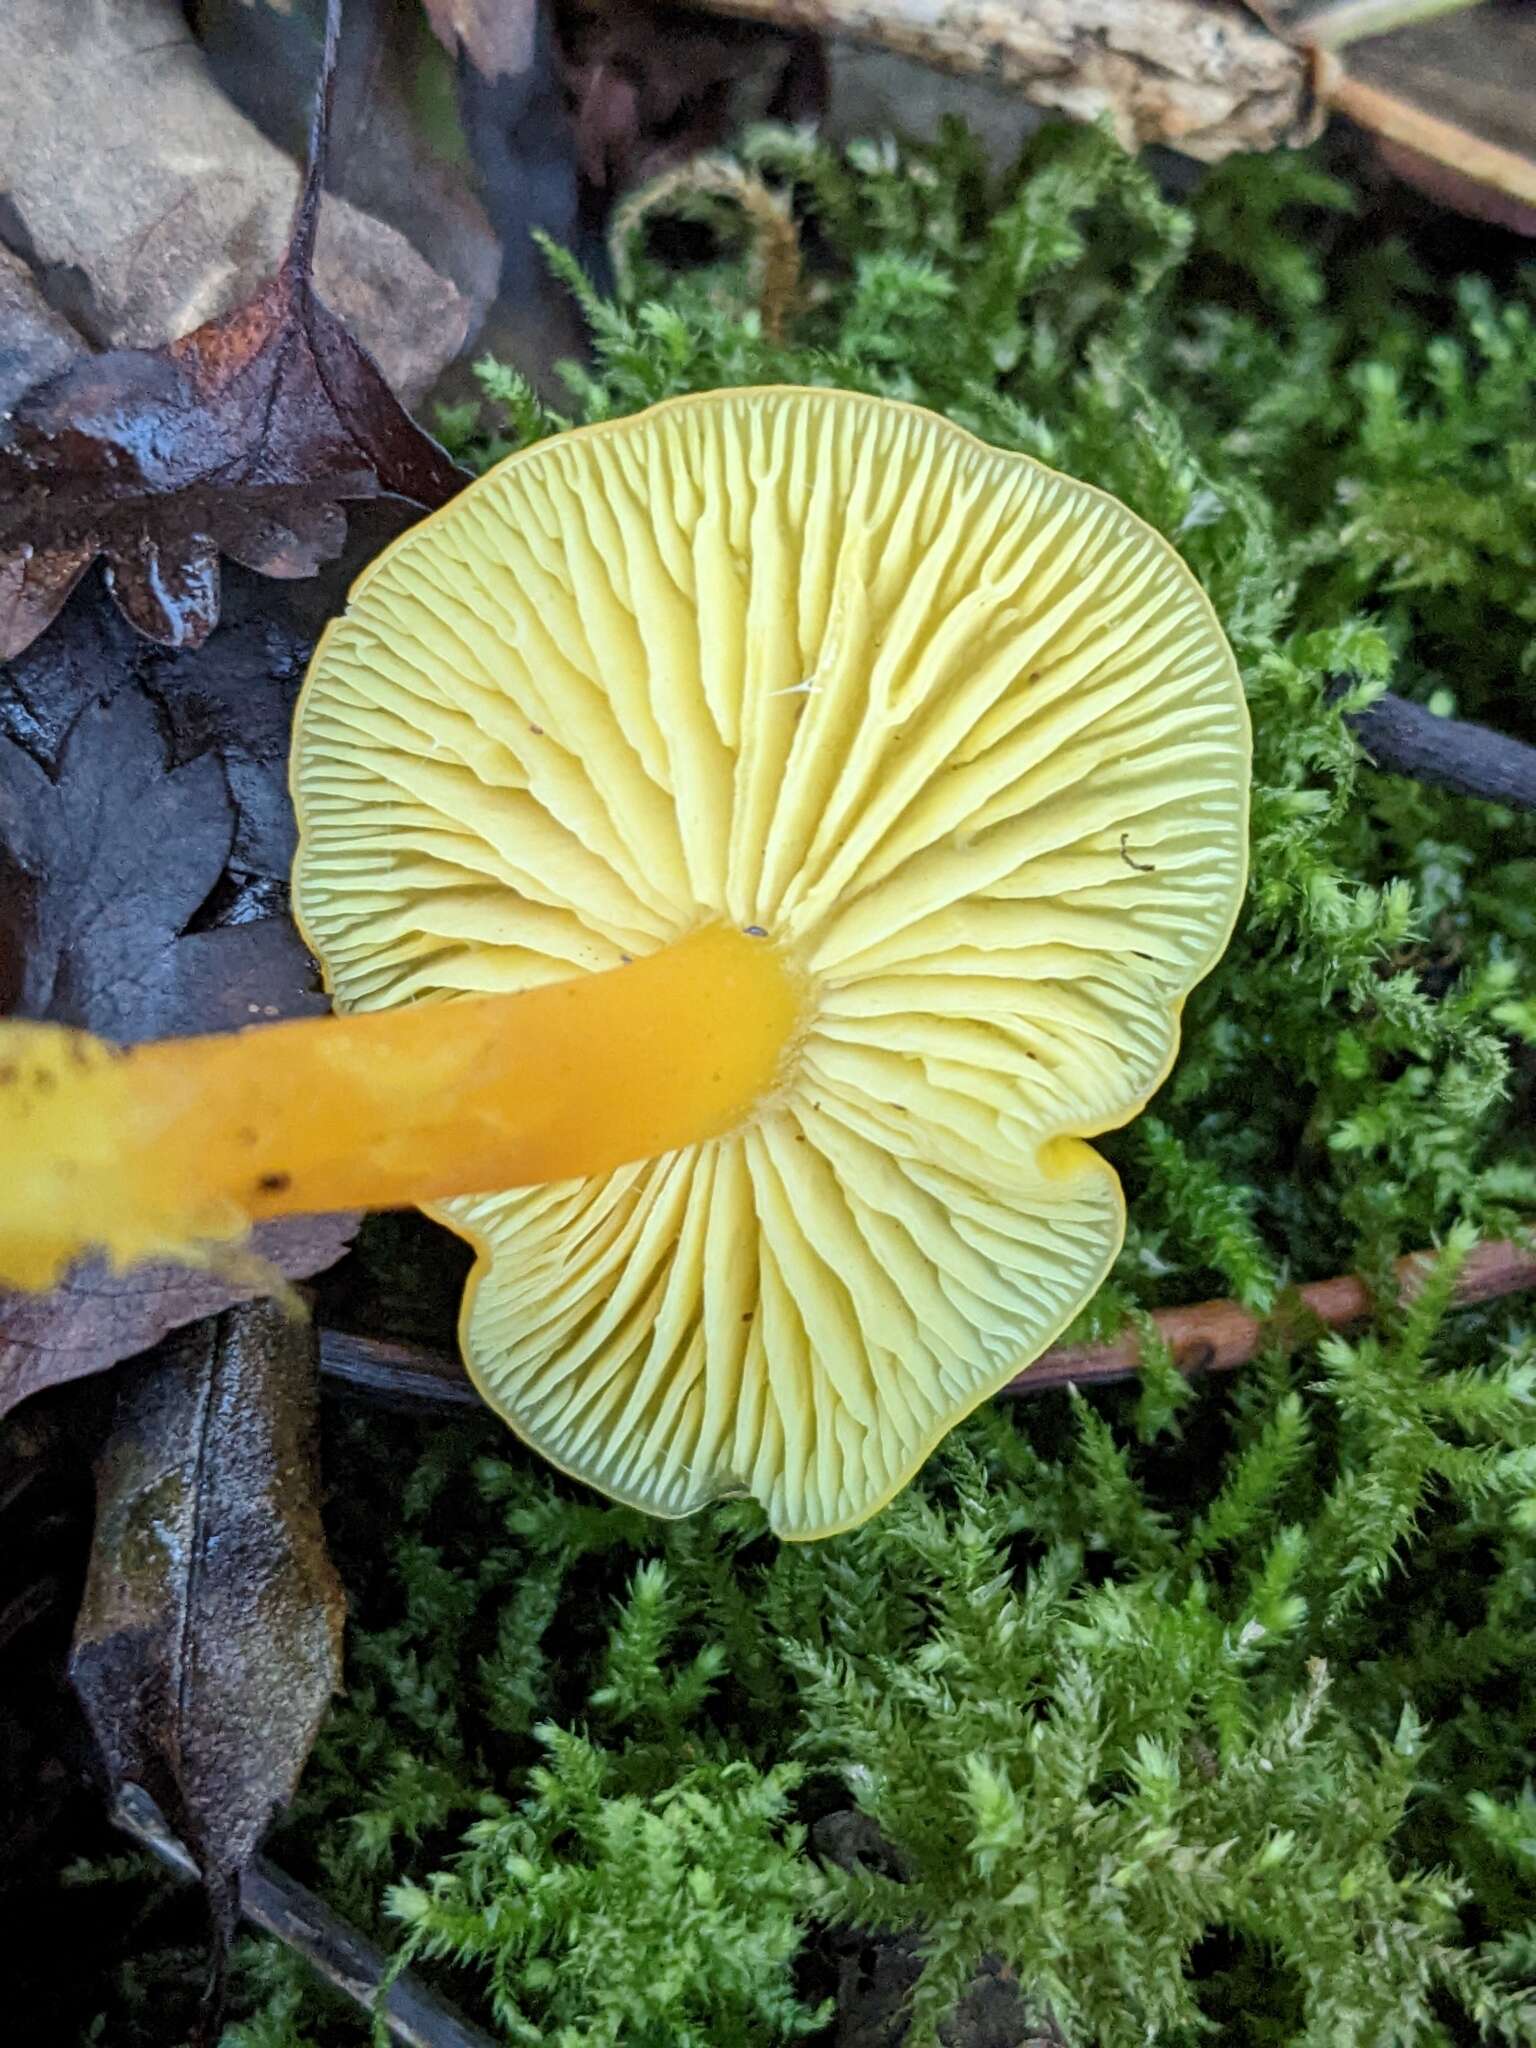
[{"xmin": 293, "ymin": 388, "xmax": 1250, "ymax": 1538}]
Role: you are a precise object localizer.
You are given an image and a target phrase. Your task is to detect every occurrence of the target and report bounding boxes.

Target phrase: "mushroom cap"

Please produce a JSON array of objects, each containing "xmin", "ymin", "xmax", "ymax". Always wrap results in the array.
[{"xmin": 292, "ymin": 387, "xmax": 1249, "ymax": 1539}]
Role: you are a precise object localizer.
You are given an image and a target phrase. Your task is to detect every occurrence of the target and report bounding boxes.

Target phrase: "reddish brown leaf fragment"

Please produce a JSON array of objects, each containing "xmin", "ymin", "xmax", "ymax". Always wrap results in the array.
[
  {"xmin": 0, "ymin": 543, "xmax": 95, "ymax": 666},
  {"xmin": 70, "ymin": 1300, "xmax": 345, "ymax": 2025}
]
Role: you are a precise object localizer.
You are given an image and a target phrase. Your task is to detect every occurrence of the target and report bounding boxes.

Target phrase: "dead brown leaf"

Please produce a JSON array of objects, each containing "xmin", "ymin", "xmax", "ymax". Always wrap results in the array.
[
  {"xmin": 0, "ymin": 1, "xmax": 467, "ymax": 662},
  {"xmin": 70, "ymin": 1298, "xmax": 345, "ymax": 2028},
  {"xmin": 557, "ymin": 2, "xmax": 821, "ymax": 202},
  {"xmin": 0, "ymin": 553, "xmax": 373, "ymax": 1419},
  {"xmin": 0, "ymin": 1218, "xmax": 358, "ymax": 1428}
]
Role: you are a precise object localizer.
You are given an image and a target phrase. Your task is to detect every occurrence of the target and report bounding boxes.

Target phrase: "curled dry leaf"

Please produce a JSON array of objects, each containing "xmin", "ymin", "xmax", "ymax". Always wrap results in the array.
[
  {"xmin": 0, "ymin": 571, "xmax": 365, "ymax": 1418},
  {"xmin": 558, "ymin": 1, "xmax": 818, "ymax": 198},
  {"xmin": 0, "ymin": 0, "xmax": 467, "ymax": 662},
  {"xmin": 69, "ymin": 1299, "xmax": 346, "ymax": 2007}
]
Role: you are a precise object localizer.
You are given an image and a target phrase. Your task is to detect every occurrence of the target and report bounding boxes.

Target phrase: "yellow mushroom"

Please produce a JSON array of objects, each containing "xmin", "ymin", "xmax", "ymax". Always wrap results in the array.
[{"xmin": 0, "ymin": 388, "xmax": 1249, "ymax": 1538}]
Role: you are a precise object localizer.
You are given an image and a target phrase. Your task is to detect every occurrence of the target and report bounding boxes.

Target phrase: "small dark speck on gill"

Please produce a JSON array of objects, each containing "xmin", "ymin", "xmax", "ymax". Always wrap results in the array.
[{"xmin": 257, "ymin": 1171, "xmax": 292, "ymax": 1193}]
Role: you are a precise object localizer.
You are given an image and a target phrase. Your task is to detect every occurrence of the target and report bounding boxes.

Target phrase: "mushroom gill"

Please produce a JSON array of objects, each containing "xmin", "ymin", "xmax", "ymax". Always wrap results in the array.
[{"xmin": 287, "ymin": 387, "xmax": 1251, "ymax": 1538}]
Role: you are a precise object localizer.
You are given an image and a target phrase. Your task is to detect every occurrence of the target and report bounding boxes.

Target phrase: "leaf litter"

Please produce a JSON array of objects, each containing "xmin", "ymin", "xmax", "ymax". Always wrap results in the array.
[
  {"xmin": 0, "ymin": 0, "xmax": 467, "ymax": 662},
  {"xmin": 0, "ymin": 3, "xmax": 450, "ymax": 2022},
  {"xmin": 69, "ymin": 1299, "xmax": 345, "ymax": 2037}
]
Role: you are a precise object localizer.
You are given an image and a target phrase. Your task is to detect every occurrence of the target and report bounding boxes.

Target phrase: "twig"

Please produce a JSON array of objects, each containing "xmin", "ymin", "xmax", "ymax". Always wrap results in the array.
[
  {"xmin": 690, "ymin": 0, "xmax": 1536, "ymax": 220},
  {"xmin": 682, "ymin": 0, "xmax": 1318, "ymax": 160},
  {"xmin": 317, "ymin": 1239, "xmax": 1536, "ymax": 1410},
  {"xmin": 1319, "ymin": 64, "xmax": 1536, "ymax": 213},
  {"xmin": 1346, "ymin": 692, "xmax": 1536, "ymax": 811},
  {"xmin": 1004, "ymin": 1236, "xmax": 1536, "ymax": 1393},
  {"xmin": 609, "ymin": 156, "xmax": 802, "ymax": 340},
  {"xmin": 320, "ymin": 1329, "xmax": 482, "ymax": 1409},
  {"xmin": 113, "ymin": 1787, "xmax": 497, "ymax": 2048},
  {"xmin": 1301, "ymin": 0, "xmax": 1485, "ymax": 50}
]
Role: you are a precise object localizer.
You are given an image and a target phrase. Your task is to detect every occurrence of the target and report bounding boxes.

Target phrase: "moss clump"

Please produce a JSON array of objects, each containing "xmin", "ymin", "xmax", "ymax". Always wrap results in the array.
[{"xmin": 89, "ymin": 123, "xmax": 1536, "ymax": 2046}]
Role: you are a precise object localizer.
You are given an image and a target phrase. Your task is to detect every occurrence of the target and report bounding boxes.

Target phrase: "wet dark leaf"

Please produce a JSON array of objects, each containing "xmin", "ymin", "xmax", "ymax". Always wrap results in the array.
[
  {"xmin": 0, "ymin": 1219, "xmax": 357, "ymax": 1427},
  {"xmin": 0, "ymin": 690, "xmax": 250, "ymax": 1037},
  {"xmin": 70, "ymin": 1299, "xmax": 345, "ymax": 2019},
  {"xmin": 0, "ymin": 4, "xmax": 467, "ymax": 661},
  {"xmin": 0, "ymin": 571, "xmax": 363, "ymax": 1417},
  {"xmin": 0, "ymin": 683, "xmax": 324, "ymax": 1040}
]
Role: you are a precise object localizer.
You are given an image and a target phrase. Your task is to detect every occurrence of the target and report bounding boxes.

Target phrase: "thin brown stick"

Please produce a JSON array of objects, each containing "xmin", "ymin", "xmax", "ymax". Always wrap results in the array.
[
  {"xmin": 1320, "ymin": 65, "xmax": 1536, "ymax": 211},
  {"xmin": 1301, "ymin": 0, "xmax": 1484, "ymax": 50},
  {"xmin": 113, "ymin": 1788, "xmax": 498, "ymax": 2048},
  {"xmin": 317, "ymin": 1238, "xmax": 1536, "ymax": 1410},
  {"xmin": 1004, "ymin": 1236, "xmax": 1536, "ymax": 1394}
]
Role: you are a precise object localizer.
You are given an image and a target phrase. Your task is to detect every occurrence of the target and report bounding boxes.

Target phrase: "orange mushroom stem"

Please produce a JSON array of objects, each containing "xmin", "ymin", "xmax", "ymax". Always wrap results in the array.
[{"xmin": 0, "ymin": 924, "xmax": 810, "ymax": 1294}]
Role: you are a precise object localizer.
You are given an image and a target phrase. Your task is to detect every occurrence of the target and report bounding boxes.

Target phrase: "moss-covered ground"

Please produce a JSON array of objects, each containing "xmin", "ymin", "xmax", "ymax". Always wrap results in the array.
[{"xmin": 64, "ymin": 125, "xmax": 1536, "ymax": 2046}]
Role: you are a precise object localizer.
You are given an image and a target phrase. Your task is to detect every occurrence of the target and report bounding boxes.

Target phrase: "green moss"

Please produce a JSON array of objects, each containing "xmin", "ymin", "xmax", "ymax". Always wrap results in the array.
[{"xmin": 218, "ymin": 125, "xmax": 1536, "ymax": 2045}]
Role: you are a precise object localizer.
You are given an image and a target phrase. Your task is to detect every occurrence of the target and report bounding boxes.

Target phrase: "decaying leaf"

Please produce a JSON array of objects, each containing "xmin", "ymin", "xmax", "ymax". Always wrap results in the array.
[
  {"xmin": 0, "ymin": 568, "xmax": 366, "ymax": 1416},
  {"xmin": 0, "ymin": 2, "xmax": 467, "ymax": 661},
  {"xmin": 70, "ymin": 1299, "xmax": 345, "ymax": 2005},
  {"xmin": 0, "ymin": 691, "xmax": 287, "ymax": 1037},
  {"xmin": 0, "ymin": 1220, "xmax": 357, "ymax": 1429},
  {"xmin": 0, "ymin": 0, "xmax": 472, "ymax": 398}
]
